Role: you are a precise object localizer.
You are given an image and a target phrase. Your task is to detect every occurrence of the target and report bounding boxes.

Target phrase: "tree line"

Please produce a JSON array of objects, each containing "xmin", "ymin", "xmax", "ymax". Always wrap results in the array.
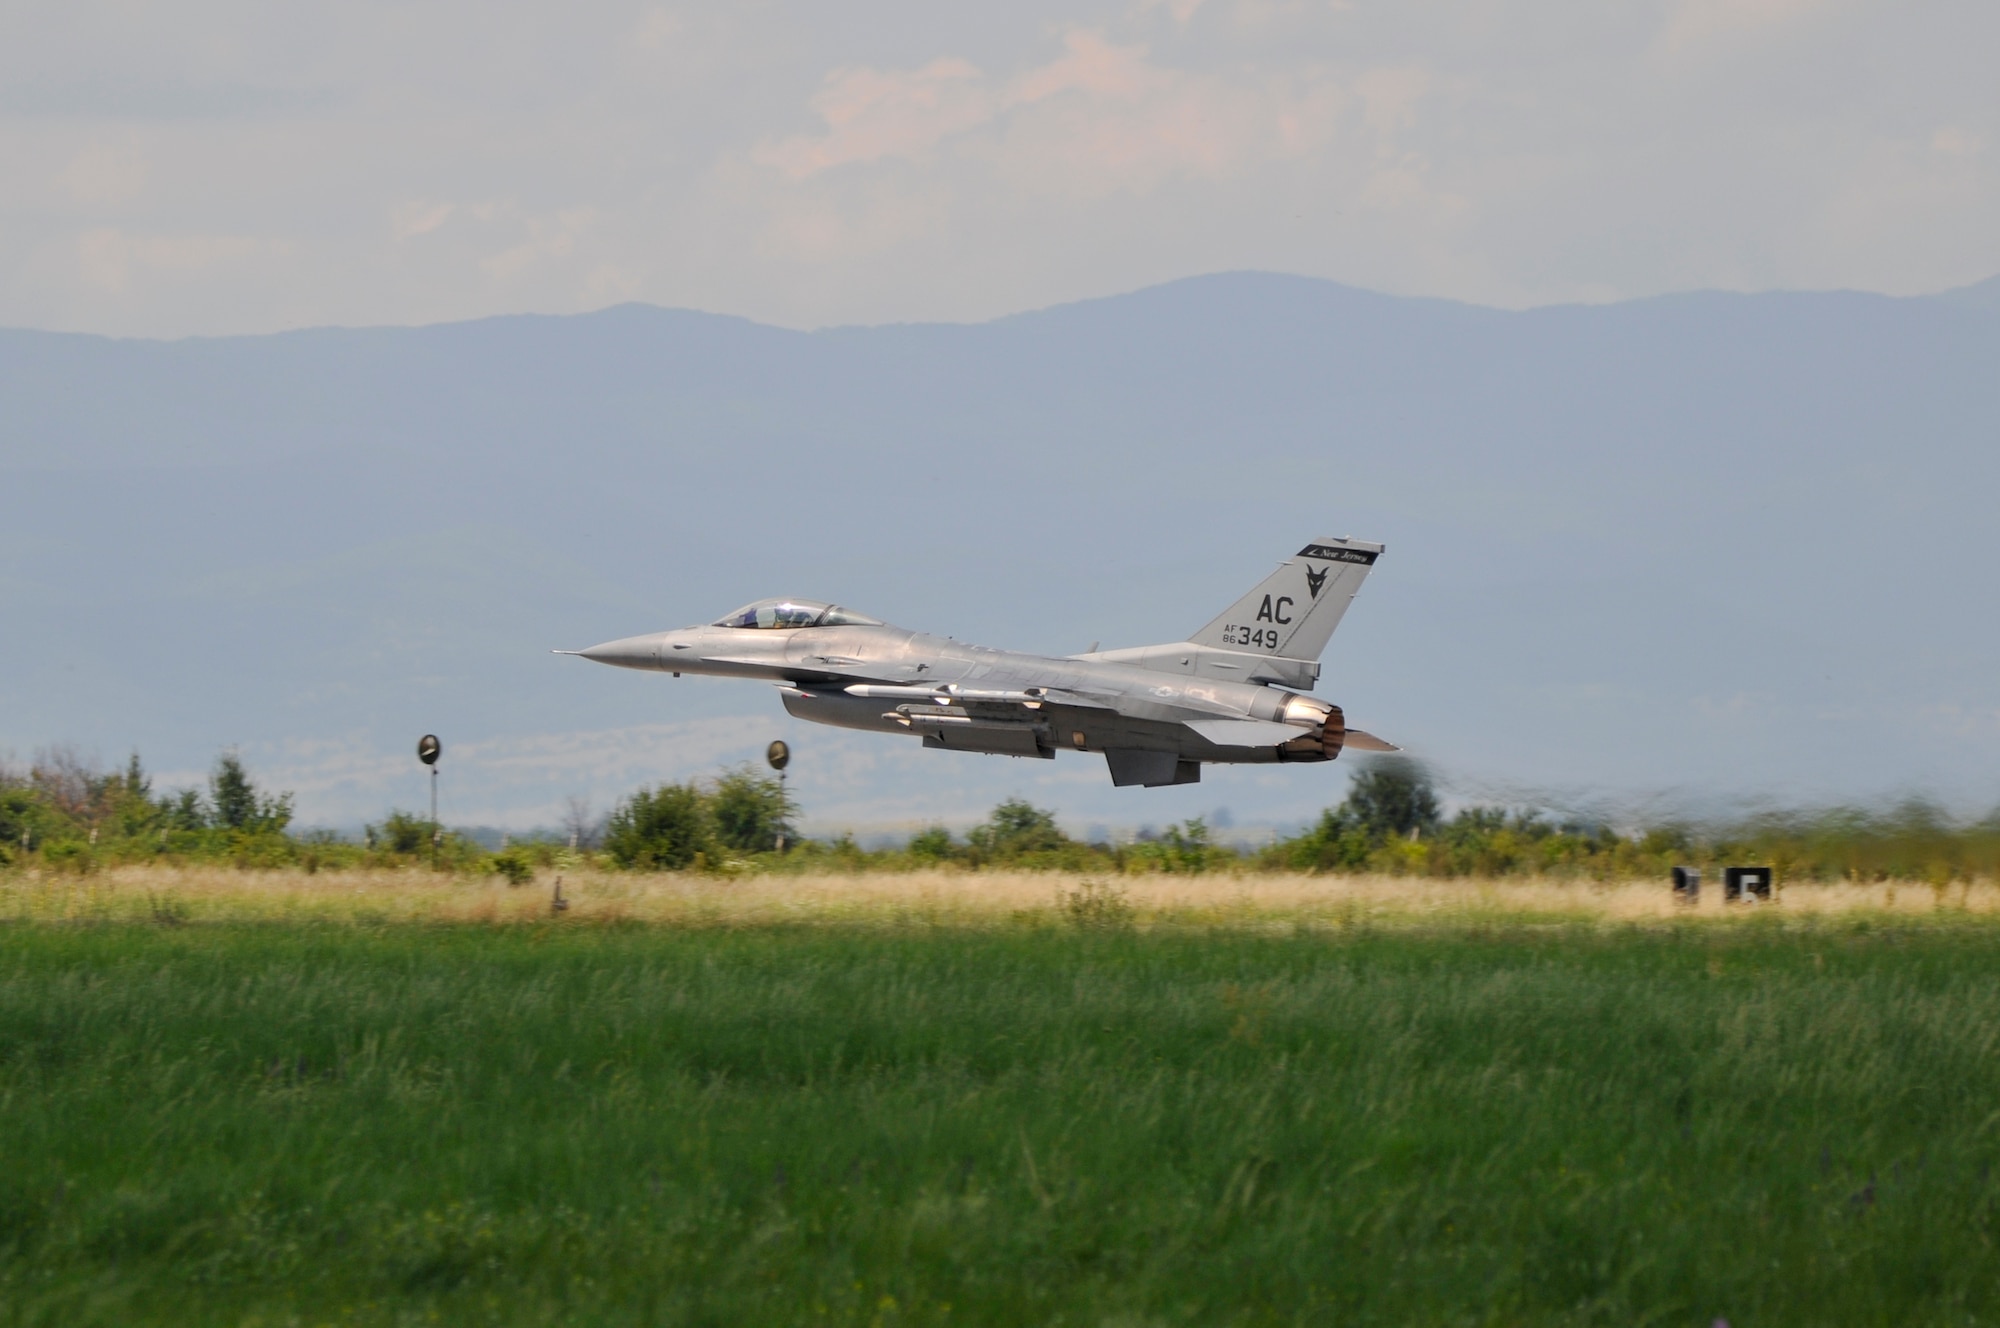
[{"xmin": 5, "ymin": 748, "xmax": 1999, "ymax": 883}]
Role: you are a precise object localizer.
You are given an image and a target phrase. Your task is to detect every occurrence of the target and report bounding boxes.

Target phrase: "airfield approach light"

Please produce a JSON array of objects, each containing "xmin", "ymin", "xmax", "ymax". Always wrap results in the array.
[
  {"xmin": 766, "ymin": 740, "xmax": 791, "ymax": 853},
  {"xmin": 418, "ymin": 734, "xmax": 442, "ymax": 868}
]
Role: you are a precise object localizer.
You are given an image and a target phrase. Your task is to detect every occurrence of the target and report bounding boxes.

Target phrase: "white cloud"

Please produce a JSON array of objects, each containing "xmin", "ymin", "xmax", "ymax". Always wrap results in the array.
[
  {"xmin": 1932, "ymin": 126, "xmax": 1982, "ymax": 158},
  {"xmin": 392, "ymin": 200, "xmax": 455, "ymax": 239},
  {"xmin": 756, "ymin": 57, "xmax": 996, "ymax": 178},
  {"xmin": 1009, "ymin": 29, "xmax": 1164, "ymax": 105},
  {"xmin": 1351, "ymin": 65, "xmax": 1430, "ymax": 136},
  {"xmin": 1132, "ymin": 0, "xmax": 1209, "ymax": 23},
  {"xmin": 56, "ymin": 142, "xmax": 150, "ymax": 207},
  {"xmin": 479, "ymin": 206, "xmax": 599, "ymax": 280},
  {"xmin": 753, "ymin": 30, "xmax": 1348, "ymax": 204},
  {"xmin": 74, "ymin": 227, "xmax": 283, "ymax": 294},
  {"xmin": 628, "ymin": 8, "xmax": 682, "ymax": 51},
  {"xmin": 0, "ymin": 1, "xmax": 1992, "ymax": 336},
  {"xmin": 1654, "ymin": 0, "xmax": 1828, "ymax": 57},
  {"xmin": 750, "ymin": 186, "xmax": 950, "ymax": 263}
]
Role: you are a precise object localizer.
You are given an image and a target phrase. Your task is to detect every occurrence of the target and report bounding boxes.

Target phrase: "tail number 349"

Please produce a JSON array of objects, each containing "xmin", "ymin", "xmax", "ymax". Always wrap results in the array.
[{"xmin": 1222, "ymin": 625, "xmax": 1283, "ymax": 649}]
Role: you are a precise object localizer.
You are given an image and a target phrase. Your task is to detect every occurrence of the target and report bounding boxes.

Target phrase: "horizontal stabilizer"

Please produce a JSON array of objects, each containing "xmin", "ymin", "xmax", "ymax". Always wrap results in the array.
[
  {"xmin": 1185, "ymin": 718, "xmax": 1309, "ymax": 748},
  {"xmin": 1342, "ymin": 728, "xmax": 1400, "ymax": 753}
]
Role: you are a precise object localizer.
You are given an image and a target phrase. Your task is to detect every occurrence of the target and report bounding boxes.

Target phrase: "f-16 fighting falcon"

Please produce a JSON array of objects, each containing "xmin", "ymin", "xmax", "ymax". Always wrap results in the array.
[{"xmin": 562, "ymin": 539, "xmax": 1396, "ymax": 787}]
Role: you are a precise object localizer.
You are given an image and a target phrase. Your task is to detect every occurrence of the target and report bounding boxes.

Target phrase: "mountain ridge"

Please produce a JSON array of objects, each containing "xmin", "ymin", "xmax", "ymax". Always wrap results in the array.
[{"xmin": 9, "ymin": 264, "xmax": 1998, "ymax": 348}]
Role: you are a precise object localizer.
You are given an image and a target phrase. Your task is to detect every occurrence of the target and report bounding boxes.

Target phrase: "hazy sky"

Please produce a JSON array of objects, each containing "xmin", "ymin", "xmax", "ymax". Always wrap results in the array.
[{"xmin": 3, "ymin": 0, "xmax": 1995, "ymax": 337}]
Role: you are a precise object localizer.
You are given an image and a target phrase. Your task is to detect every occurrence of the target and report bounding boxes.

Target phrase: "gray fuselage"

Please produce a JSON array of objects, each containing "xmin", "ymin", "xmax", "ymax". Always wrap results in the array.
[
  {"xmin": 571, "ymin": 535, "xmax": 1390, "ymax": 787},
  {"xmin": 576, "ymin": 618, "xmax": 1341, "ymax": 776}
]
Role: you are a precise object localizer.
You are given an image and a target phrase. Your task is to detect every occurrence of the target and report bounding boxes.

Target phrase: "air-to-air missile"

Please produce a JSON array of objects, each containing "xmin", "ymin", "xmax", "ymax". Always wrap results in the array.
[{"xmin": 561, "ymin": 538, "xmax": 1395, "ymax": 787}]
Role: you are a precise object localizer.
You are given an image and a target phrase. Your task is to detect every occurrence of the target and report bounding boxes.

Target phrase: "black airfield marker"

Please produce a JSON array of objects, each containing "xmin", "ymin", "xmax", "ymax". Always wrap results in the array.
[
  {"xmin": 766, "ymin": 740, "xmax": 790, "ymax": 853},
  {"xmin": 418, "ymin": 735, "xmax": 442, "ymax": 868},
  {"xmin": 1725, "ymin": 866, "xmax": 1774, "ymax": 903},
  {"xmin": 1672, "ymin": 866, "xmax": 1701, "ymax": 903}
]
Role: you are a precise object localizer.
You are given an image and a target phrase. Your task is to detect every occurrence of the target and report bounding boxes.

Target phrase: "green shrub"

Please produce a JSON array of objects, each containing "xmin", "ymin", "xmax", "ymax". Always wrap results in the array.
[
  {"xmin": 209, "ymin": 751, "xmax": 294, "ymax": 833},
  {"xmin": 1342, "ymin": 757, "xmax": 1441, "ymax": 840},
  {"xmin": 41, "ymin": 841, "xmax": 96, "ymax": 875},
  {"xmin": 907, "ymin": 825, "xmax": 957, "ymax": 862},
  {"xmin": 708, "ymin": 766, "xmax": 795, "ymax": 854},
  {"xmin": 1268, "ymin": 759, "xmax": 1442, "ymax": 873},
  {"xmin": 369, "ymin": 812, "xmax": 433, "ymax": 857},
  {"xmin": 966, "ymin": 799, "xmax": 1071, "ymax": 864},
  {"xmin": 604, "ymin": 783, "xmax": 712, "ymax": 870},
  {"xmin": 1128, "ymin": 818, "xmax": 1227, "ymax": 874},
  {"xmin": 1059, "ymin": 878, "xmax": 1134, "ymax": 929}
]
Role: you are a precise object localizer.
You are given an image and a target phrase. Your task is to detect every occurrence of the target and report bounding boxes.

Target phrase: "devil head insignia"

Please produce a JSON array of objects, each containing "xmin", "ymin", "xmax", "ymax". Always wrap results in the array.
[{"xmin": 1305, "ymin": 564, "xmax": 1329, "ymax": 598}]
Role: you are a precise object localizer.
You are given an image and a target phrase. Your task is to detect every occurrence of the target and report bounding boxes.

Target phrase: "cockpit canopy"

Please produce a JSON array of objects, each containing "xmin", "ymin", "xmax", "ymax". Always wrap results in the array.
[{"xmin": 713, "ymin": 598, "xmax": 884, "ymax": 630}]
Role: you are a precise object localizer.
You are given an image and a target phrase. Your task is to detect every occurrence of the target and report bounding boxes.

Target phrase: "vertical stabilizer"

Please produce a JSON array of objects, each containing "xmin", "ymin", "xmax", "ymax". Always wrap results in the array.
[{"xmin": 1189, "ymin": 537, "xmax": 1382, "ymax": 663}]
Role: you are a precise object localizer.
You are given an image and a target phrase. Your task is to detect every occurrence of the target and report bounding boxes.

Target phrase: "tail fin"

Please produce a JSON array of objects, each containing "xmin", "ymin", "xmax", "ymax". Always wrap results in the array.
[{"xmin": 1190, "ymin": 538, "xmax": 1382, "ymax": 663}]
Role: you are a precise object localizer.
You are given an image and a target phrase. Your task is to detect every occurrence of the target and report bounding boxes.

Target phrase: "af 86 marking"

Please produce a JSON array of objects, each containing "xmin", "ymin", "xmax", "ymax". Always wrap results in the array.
[{"xmin": 1221, "ymin": 625, "xmax": 1283, "ymax": 649}]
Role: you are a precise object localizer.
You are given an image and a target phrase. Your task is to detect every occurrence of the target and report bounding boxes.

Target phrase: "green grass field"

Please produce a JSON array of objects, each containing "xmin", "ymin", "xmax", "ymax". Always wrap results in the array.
[{"xmin": 4, "ymin": 902, "xmax": 2000, "ymax": 1324}]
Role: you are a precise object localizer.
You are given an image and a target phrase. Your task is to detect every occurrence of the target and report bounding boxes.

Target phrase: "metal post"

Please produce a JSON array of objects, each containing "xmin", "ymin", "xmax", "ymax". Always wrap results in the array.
[
  {"xmin": 416, "ymin": 736, "xmax": 442, "ymax": 868},
  {"xmin": 766, "ymin": 739, "xmax": 792, "ymax": 854}
]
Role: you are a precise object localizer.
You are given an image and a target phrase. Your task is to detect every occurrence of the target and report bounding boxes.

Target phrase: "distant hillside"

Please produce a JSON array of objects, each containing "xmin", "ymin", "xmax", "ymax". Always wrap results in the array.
[
  {"xmin": 1932, "ymin": 272, "xmax": 2000, "ymax": 313},
  {"xmin": 4, "ymin": 274, "xmax": 1997, "ymax": 829}
]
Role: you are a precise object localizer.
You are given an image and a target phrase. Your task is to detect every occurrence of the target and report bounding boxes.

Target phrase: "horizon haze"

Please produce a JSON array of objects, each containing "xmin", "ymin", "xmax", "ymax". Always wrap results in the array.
[{"xmin": 4, "ymin": 271, "xmax": 1998, "ymax": 834}]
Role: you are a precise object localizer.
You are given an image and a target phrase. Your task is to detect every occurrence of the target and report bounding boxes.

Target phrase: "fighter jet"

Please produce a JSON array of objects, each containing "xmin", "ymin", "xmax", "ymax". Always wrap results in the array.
[{"xmin": 563, "ymin": 538, "xmax": 1396, "ymax": 787}]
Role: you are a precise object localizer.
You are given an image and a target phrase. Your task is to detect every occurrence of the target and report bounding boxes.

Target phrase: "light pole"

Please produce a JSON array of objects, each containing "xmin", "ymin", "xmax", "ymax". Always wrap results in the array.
[
  {"xmin": 766, "ymin": 740, "xmax": 791, "ymax": 853},
  {"xmin": 418, "ymin": 734, "xmax": 442, "ymax": 868}
]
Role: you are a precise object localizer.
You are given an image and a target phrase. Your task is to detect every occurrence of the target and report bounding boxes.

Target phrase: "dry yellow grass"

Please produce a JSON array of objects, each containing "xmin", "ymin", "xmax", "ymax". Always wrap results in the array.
[{"xmin": 4, "ymin": 864, "xmax": 1997, "ymax": 929}]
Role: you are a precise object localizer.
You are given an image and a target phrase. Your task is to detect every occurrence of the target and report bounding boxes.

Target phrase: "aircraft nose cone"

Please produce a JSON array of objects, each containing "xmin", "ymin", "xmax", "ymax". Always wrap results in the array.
[{"xmin": 576, "ymin": 634, "xmax": 660, "ymax": 670}]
